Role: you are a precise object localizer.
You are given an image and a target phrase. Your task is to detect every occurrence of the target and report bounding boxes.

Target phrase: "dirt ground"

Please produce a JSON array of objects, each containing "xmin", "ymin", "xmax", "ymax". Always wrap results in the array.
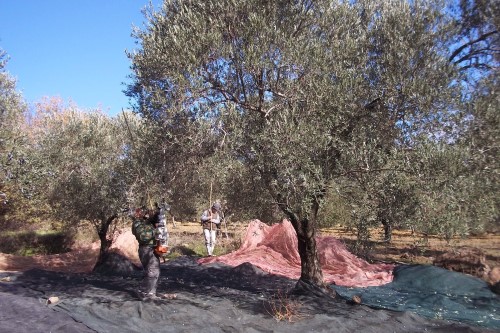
[{"xmin": 319, "ymin": 226, "xmax": 500, "ymax": 268}]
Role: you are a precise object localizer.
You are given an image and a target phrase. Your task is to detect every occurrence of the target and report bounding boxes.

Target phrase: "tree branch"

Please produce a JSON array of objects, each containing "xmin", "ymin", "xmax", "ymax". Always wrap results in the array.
[{"xmin": 449, "ymin": 30, "xmax": 498, "ymax": 63}]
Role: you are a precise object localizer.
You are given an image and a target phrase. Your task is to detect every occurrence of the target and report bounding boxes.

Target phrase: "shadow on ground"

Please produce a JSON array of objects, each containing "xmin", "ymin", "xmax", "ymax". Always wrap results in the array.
[{"xmin": 0, "ymin": 256, "xmax": 497, "ymax": 333}]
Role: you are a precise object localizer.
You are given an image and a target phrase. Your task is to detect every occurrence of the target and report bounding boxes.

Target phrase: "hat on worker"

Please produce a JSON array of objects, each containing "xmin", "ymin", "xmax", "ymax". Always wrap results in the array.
[{"xmin": 211, "ymin": 202, "xmax": 222, "ymax": 212}]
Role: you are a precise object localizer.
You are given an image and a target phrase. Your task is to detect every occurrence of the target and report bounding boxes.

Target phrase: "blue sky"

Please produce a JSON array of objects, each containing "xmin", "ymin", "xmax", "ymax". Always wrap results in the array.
[{"xmin": 0, "ymin": 0, "xmax": 161, "ymax": 116}]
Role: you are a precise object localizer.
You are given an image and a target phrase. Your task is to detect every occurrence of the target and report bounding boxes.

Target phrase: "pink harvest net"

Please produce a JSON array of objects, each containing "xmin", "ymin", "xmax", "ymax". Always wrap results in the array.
[{"xmin": 198, "ymin": 219, "xmax": 394, "ymax": 287}]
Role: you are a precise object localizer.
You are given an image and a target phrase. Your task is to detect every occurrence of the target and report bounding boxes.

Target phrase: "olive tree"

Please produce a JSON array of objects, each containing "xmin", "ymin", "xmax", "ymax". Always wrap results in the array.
[
  {"xmin": 0, "ymin": 50, "xmax": 25, "ymax": 170},
  {"xmin": 458, "ymin": 75, "xmax": 499, "ymax": 234},
  {"xmin": 441, "ymin": 0, "xmax": 499, "ymax": 235},
  {"xmin": 0, "ymin": 50, "xmax": 29, "ymax": 226},
  {"xmin": 128, "ymin": 0, "xmax": 457, "ymax": 291},
  {"xmin": 28, "ymin": 105, "xmax": 139, "ymax": 268}
]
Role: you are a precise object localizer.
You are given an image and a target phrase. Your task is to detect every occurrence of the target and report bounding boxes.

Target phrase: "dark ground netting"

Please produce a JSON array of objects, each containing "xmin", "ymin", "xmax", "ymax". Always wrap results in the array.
[
  {"xmin": 333, "ymin": 264, "xmax": 500, "ymax": 330},
  {"xmin": 0, "ymin": 256, "xmax": 498, "ymax": 333}
]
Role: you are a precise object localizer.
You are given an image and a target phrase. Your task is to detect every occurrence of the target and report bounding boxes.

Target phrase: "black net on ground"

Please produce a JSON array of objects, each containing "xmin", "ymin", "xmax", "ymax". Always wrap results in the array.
[{"xmin": 1, "ymin": 257, "xmax": 498, "ymax": 333}]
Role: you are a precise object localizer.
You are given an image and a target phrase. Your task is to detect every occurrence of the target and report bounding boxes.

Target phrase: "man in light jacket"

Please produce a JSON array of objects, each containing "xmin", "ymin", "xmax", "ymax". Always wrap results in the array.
[{"xmin": 200, "ymin": 202, "xmax": 221, "ymax": 256}]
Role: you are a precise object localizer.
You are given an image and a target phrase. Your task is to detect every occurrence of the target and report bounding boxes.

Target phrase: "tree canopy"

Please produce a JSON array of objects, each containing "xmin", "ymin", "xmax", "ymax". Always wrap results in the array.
[{"xmin": 126, "ymin": 0, "xmax": 467, "ymax": 289}]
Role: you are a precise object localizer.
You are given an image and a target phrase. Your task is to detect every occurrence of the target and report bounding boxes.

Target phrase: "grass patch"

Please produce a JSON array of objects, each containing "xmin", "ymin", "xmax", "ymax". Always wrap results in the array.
[
  {"xmin": 165, "ymin": 242, "xmax": 205, "ymax": 259},
  {"xmin": 0, "ymin": 230, "xmax": 71, "ymax": 256},
  {"xmin": 165, "ymin": 223, "xmax": 245, "ymax": 258},
  {"xmin": 162, "ymin": 233, "xmax": 242, "ymax": 259}
]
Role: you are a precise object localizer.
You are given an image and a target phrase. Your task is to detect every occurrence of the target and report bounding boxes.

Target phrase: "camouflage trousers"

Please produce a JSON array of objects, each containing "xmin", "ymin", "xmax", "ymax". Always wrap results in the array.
[{"xmin": 138, "ymin": 245, "xmax": 160, "ymax": 294}]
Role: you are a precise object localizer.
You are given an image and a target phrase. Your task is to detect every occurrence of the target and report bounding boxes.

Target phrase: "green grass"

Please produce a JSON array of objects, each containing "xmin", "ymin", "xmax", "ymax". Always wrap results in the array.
[
  {"xmin": 0, "ymin": 230, "xmax": 71, "ymax": 256},
  {"xmin": 164, "ymin": 236, "xmax": 242, "ymax": 259}
]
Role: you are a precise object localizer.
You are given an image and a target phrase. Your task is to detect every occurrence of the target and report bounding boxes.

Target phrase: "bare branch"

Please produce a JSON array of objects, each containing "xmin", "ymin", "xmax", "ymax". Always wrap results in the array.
[{"xmin": 449, "ymin": 30, "xmax": 498, "ymax": 63}]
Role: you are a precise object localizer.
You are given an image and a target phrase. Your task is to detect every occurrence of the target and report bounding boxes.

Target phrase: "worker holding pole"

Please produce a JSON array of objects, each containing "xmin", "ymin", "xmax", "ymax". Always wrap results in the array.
[{"xmin": 200, "ymin": 201, "xmax": 222, "ymax": 257}]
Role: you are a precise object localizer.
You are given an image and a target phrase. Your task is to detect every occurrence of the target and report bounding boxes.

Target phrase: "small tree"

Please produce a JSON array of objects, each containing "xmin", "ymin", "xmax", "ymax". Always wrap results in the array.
[
  {"xmin": 375, "ymin": 172, "xmax": 419, "ymax": 242},
  {"xmin": 0, "ymin": 49, "xmax": 29, "ymax": 228},
  {"xmin": 28, "ymin": 103, "xmax": 138, "ymax": 268},
  {"xmin": 0, "ymin": 50, "xmax": 25, "ymax": 167}
]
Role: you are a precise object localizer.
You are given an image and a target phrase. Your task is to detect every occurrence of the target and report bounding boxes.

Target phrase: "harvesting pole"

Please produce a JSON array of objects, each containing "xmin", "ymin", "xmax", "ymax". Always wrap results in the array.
[{"xmin": 209, "ymin": 181, "xmax": 213, "ymax": 232}]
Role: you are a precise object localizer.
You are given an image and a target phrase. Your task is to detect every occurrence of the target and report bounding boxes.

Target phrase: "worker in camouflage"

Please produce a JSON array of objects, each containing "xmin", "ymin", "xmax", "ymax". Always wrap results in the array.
[{"xmin": 131, "ymin": 208, "xmax": 161, "ymax": 300}]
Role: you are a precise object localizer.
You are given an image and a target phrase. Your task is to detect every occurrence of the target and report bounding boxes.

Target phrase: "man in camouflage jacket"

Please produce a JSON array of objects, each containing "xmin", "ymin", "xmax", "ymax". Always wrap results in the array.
[{"xmin": 132, "ymin": 208, "xmax": 161, "ymax": 300}]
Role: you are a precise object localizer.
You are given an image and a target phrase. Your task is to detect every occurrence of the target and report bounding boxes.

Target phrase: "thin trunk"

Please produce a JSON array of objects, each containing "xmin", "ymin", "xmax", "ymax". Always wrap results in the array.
[
  {"xmin": 382, "ymin": 219, "xmax": 392, "ymax": 243},
  {"xmin": 93, "ymin": 214, "xmax": 117, "ymax": 271}
]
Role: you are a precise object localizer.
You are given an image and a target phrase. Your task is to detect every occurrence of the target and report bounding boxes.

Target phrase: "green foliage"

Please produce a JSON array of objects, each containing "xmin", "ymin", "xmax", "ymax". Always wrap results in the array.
[
  {"xmin": 0, "ymin": 50, "xmax": 26, "ymax": 162},
  {"xmin": 0, "ymin": 49, "xmax": 28, "ymax": 209},
  {"xmin": 174, "ymin": 236, "xmax": 241, "ymax": 258},
  {"xmin": 0, "ymin": 50, "xmax": 49, "ymax": 232},
  {"xmin": 128, "ymin": 0, "xmax": 457, "ymax": 224},
  {"xmin": 31, "ymin": 109, "xmax": 131, "ymax": 222},
  {"xmin": 316, "ymin": 186, "xmax": 351, "ymax": 229},
  {"xmin": 17, "ymin": 104, "xmax": 142, "ymax": 264},
  {"xmin": 190, "ymin": 242, "xmax": 208, "ymax": 257},
  {"xmin": 170, "ymin": 239, "xmax": 207, "ymax": 258},
  {"xmin": 126, "ymin": 0, "xmax": 490, "ymax": 282},
  {"xmin": 458, "ymin": 74, "xmax": 499, "ymax": 233},
  {"xmin": 407, "ymin": 141, "xmax": 491, "ymax": 239}
]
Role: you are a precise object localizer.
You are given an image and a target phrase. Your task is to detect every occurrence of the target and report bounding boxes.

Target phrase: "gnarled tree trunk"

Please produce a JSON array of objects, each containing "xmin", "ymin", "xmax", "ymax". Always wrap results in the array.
[
  {"xmin": 282, "ymin": 201, "xmax": 335, "ymax": 297},
  {"xmin": 93, "ymin": 214, "xmax": 117, "ymax": 271}
]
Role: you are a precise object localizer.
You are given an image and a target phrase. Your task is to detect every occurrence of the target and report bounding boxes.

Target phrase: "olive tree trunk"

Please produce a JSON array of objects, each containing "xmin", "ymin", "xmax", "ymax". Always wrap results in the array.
[
  {"xmin": 281, "ymin": 201, "xmax": 334, "ymax": 296},
  {"xmin": 93, "ymin": 214, "xmax": 118, "ymax": 271}
]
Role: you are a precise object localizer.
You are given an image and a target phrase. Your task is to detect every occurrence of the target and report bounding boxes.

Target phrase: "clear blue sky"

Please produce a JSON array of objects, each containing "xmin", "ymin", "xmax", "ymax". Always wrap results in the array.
[{"xmin": 0, "ymin": 0, "xmax": 161, "ymax": 116}]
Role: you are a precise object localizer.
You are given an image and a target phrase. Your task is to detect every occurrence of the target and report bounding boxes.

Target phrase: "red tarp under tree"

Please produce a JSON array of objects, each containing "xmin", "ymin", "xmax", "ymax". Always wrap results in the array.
[{"xmin": 199, "ymin": 219, "xmax": 394, "ymax": 287}]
